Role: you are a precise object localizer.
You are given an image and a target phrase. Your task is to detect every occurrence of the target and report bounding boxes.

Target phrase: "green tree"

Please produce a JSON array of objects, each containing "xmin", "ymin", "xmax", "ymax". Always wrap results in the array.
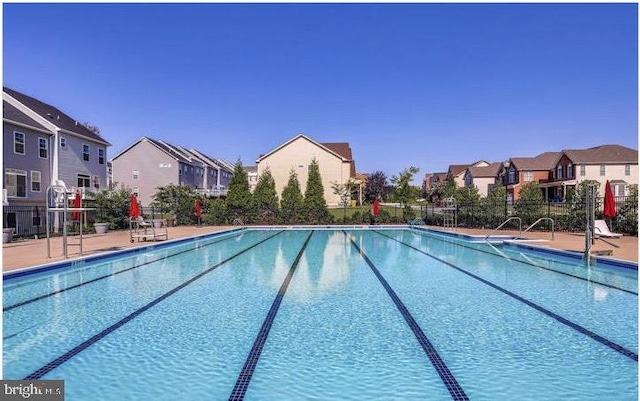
[
  {"xmin": 303, "ymin": 158, "xmax": 331, "ymax": 224},
  {"xmin": 391, "ymin": 166, "xmax": 420, "ymax": 221},
  {"xmin": 226, "ymin": 160, "xmax": 253, "ymax": 223},
  {"xmin": 331, "ymin": 178, "xmax": 359, "ymax": 222},
  {"xmin": 150, "ymin": 184, "xmax": 196, "ymax": 225},
  {"xmin": 280, "ymin": 169, "xmax": 304, "ymax": 224},
  {"xmin": 204, "ymin": 198, "xmax": 228, "ymax": 225},
  {"xmin": 514, "ymin": 182, "xmax": 545, "ymax": 225},
  {"xmin": 251, "ymin": 168, "xmax": 279, "ymax": 224},
  {"xmin": 93, "ymin": 183, "xmax": 133, "ymax": 229}
]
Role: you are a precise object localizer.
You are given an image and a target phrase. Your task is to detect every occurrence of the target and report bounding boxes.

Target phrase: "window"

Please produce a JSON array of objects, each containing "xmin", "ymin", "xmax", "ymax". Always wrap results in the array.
[
  {"xmin": 625, "ymin": 164, "xmax": 631, "ymax": 176},
  {"xmin": 556, "ymin": 166, "xmax": 563, "ymax": 180},
  {"xmin": 599, "ymin": 165, "xmax": 606, "ymax": 176},
  {"xmin": 567, "ymin": 163, "xmax": 573, "ymax": 179},
  {"xmin": 98, "ymin": 149, "xmax": 105, "ymax": 165},
  {"xmin": 524, "ymin": 172, "xmax": 534, "ymax": 182},
  {"xmin": 60, "ymin": 137, "xmax": 66, "ymax": 148},
  {"xmin": 83, "ymin": 144, "xmax": 90, "ymax": 161},
  {"xmin": 508, "ymin": 167, "xmax": 516, "ymax": 184},
  {"xmin": 14, "ymin": 132, "xmax": 25, "ymax": 155},
  {"xmin": 31, "ymin": 171, "xmax": 41, "ymax": 192},
  {"xmin": 39, "ymin": 138, "xmax": 48, "ymax": 159},
  {"xmin": 580, "ymin": 165, "xmax": 585, "ymax": 176},
  {"xmin": 132, "ymin": 187, "xmax": 139, "ymax": 197},
  {"xmin": 613, "ymin": 184, "xmax": 626, "ymax": 197},
  {"xmin": 77, "ymin": 174, "xmax": 90, "ymax": 188},
  {"xmin": 5, "ymin": 169, "xmax": 26, "ymax": 197},
  {"xmin": 132, "ymin": 170, "xmax": 139, "ymax": 180},
  {"xmin": 92, "ymin": 175, "xmax": 100, "ymax": 190}
]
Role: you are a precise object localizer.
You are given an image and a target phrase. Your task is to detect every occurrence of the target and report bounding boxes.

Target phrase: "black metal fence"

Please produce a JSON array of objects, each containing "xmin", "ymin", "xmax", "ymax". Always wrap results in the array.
[
  {"xmin": 3, "ymin": 195, "xmax": 638, "ymax": 239},
  {"xmin": 422, "ymin": 195, "xmax": 638, "ymax": 235}
]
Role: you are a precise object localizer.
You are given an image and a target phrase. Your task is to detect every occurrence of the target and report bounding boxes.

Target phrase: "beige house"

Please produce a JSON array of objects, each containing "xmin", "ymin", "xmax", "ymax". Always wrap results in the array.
[
  {"xmin": 448, "ymin": 160, "xmax": 489, "ymax": 188},
  {"xmin": 463, "ymin": 162, "xmax": 503, "ymax": 197},
  {"xmin": 256, "ymin": 134, "xmax": 356, "ymax": 207}
]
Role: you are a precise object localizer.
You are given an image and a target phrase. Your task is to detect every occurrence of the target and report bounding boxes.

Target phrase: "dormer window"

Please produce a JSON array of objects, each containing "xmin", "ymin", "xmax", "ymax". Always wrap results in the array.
[
  {"xmin": 556, "ymin": 166, "xmax": 563, "ymax": 180},
  {"xmin": 567, "ymin": 163, "xmax": 573, "ymax": 179}
]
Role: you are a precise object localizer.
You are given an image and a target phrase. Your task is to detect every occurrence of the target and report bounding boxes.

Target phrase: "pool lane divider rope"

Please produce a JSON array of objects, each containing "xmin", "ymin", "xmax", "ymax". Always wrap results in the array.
[
  {"xmin": 374, "ymin": 230, "xmax": 638, "ymax": 363},
  {"xmin": 411, "ymin": 228, "xmax": 638, "ymax": 296},
  {"xmin": 22, "ymin": 230, "xmax": 286, "ymax": 380},
  {"xmin": 344, "ymin": 231, "xmax": 470, "ymax": 401},
  {"xmin": 228, "ymin": 230, "xmax": 314, "ymax": 401},
  {"xmin": 4, "ymin": 230, "xmax": 247, "ymax": 312}
]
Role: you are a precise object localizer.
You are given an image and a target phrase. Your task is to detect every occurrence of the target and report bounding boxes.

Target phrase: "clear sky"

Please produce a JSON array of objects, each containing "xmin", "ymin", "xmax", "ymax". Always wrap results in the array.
[{"xmin": 3, "ymin": 3, "xmax": 638, "ymax": 182}]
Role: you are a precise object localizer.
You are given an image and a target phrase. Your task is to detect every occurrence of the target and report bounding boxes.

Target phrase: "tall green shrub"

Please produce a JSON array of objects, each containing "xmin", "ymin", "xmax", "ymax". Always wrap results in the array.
[
  {"xmin": 280, "ymin": 169, "xmax": 304, "ymax": 224},
  {"xmin": 303, "ymin": 158, "xmax": 331, "ymax": 224},
  {"xmin": 514, "ymin": 182, "xmax": 545, "ymax": 225},
  {"xmin": 150, "ymin": 184, "xmax": 196, "ymax": 225},
  {"xmin": 93, "ymin": 183, "xmax": 133, "ymax": 229},
  {"xmin": 226, "ymin": 160, "xmax": 253, "ymax": 223},
  {"xmin": 252, "ymin": 168, "xmax": 279, "ymax": 224}
]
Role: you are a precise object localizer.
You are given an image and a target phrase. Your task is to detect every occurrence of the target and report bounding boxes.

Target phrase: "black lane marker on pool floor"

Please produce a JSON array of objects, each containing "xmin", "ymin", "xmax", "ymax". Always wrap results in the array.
[
  {"xmin": 345, "ymin": 231, "xmax": 469, "ymax": 401},
  {"xmin": 23, "ymin": 230, "xmax": 285, "ymax": 380},
  {"xmin": 228, "ymin": 231, "xmax": 314, "ymax": 401},
  {"xmin": 410, "ymin": 228, "xmax": 638, "ymax": 296},
  {"xmin": 4, "ymin": 231, "xmax": 246, "ymax": 312},
  {"xmin": 375, "ymin": 230, "xmax": 638, "ymax": 363}
]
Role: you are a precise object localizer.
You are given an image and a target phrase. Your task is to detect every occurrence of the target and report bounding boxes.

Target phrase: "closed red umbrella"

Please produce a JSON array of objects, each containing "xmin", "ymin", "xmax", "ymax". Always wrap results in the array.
[
  {"xmin": 372, "ymin": 198, "xmax": 380, "ymax": 216},
  {"xmin": 129, "ymin": 194, "xmax": 140, "ymax": 219},
  {"xmin": 195, "ymin": 199, "xmax": 202, "ymax": 218},
  {"xmin": 603, "ymin": 180, "xmax": 616, "ymax": 218},
  {"xmin": 71, "ymin": 191, "xmax": 81, "ymax": 221}
]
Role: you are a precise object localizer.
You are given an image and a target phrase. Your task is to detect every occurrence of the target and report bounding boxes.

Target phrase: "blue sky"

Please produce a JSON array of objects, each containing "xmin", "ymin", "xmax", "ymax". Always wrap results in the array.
[{"xmin": 3, "ymin": 3, "xmax": 638, "ymax": 182}]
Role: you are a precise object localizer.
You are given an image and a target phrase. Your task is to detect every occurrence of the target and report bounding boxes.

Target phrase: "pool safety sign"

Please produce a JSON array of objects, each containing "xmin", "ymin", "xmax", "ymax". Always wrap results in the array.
[{"xmin": 1, "ymin": 380, "xmax": 64, "ymax": 400}]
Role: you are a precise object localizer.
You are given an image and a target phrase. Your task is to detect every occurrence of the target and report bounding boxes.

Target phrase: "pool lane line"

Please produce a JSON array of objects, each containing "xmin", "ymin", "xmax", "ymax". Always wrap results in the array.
[
  {"xmin": 4, "ymin": 231, "xmax": 248, "ymax": 312},
  {"xmin": 374, "ymin": 230, "xmax": 638, "ymax": 362},
  {"xmin": 23, "ymin": 230, "xmax": 285, "ymax": 380},
  {"xmin": 344, "ymin": 231, "xmax": 470, "ymax": 401},
  {"xmin": 228, "ymin": 230, "xmax": 314, "ymax": 401},
  {"xmin": 407, "ymin": 229, "xmax": 638, "ymax": 296}
]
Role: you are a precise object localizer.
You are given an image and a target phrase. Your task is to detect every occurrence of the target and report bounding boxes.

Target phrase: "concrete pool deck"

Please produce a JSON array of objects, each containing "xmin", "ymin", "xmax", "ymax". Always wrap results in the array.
[{"xmin": 2, "ymin": 225, "xmax": 637, "ymax": 272}]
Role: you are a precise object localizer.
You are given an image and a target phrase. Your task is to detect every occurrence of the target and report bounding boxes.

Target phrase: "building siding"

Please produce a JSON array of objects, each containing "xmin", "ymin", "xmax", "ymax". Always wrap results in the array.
[{"xmin": 257, "ymin": 137, "xmax": 352, "ymax": 206}]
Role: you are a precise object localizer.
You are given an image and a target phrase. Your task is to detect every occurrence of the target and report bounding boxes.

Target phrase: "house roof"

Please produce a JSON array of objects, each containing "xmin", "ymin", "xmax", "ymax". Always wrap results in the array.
[
  {"xmin": 3, "ymin": 100, "xmax": 49, "ymax": 133},
  {"xmin": 187, "ymin": 149, "xmax": 234, "ymax": 173},
  {"xmin": 257, "ymin": 134, "xmax": 356, "ymax": 176},
  {"xmin": 3, "ymin": 87, "xmax": 110, "ymax": 145},
  {"xmin": 468, "ymin": 162, "xmax": 502, "ymax": 178},
  {"xmin": 559, "ymin": 144, "xmax": 638, "ymax": 165},
  {"xmin": 448, "ymin": 164, "xmax": 468, "ymax": 177},
  {"xmin": 509, "ymin": 151, "xmax": 560, "ymax": 171}
]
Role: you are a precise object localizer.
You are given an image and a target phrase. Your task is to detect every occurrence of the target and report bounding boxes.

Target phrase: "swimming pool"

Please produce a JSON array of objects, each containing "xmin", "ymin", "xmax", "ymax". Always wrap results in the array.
[{"xmin": 3, "ymin": 228, "xmax": 637, "ymax": 400}]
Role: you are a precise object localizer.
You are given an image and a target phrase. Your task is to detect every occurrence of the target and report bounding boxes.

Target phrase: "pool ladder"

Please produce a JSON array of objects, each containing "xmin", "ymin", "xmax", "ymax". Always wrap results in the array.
[
  {"xmin": 484, "ymin": 217, "xmax": 522, "ymax": 241},
  {"xmin": 485, "ymin": 217, "xmax": 555, "ymax": 241}
]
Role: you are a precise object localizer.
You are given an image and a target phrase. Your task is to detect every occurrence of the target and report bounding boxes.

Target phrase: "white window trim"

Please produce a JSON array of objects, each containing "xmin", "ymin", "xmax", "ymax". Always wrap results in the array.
[
  {"xmin": 30, "ymin": 170, "xmax": 42, "ymax": 192},
  {"xmin": 60, "ymin": 136, "xmax": 67, "ymax": 148},
  {"xmin": 98, "ymin": 148, "xmax": 105, "ymax": 165},
  {"xmin": 82, "ymin": 144, "xmax": 90, "ymax": 162},
  {"xmin": 14, "ymin": 131, "xmax": 25, "ymax": 155},
  {"xmin": 38, "ymin": 137, "xmax": 49, "ymax": 159},
  {"xmin": 5, "ymin": 168, "xmax": 27, "ymax": 198}
]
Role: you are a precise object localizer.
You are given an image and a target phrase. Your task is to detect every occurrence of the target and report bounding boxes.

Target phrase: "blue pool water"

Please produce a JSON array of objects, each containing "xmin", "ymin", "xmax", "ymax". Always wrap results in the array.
[{"xmin": 3, "ymin": 228, "xmax": 638, "ymax": 400}]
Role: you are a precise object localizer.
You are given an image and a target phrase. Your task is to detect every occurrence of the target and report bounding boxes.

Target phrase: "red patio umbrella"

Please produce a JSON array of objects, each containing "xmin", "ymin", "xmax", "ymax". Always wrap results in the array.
[
  {"xmin": 603, "ymin": 180, "xmax": 616, "ymax": 218},
  {"xmin": 129, "ymin": 194, "xmax": 141, "ymax": 219},
  {"xmin": 71, "ymin": 191, "xmax": 81, "ymax": 221},
  {"xmin": 195, "ymin": 199, "xmax": 202, "ymax": 218},
  {"xmin": 195, "ymin": 198, "xmax": 202, "ymax": 226},
  {"xmin": 372, "ymin": 198, "xmax": 380, "ymax": 216}
]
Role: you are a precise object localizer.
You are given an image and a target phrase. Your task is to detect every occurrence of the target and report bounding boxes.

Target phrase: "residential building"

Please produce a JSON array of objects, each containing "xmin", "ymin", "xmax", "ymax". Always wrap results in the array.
[
  {"xmin": 244, "ymin": 166, "xmax": 258, "ymax": 192},
  {"xmin": 541, "ymin": 144, "xmax": 638, "ymax": 200},
  {"xmin": 463, "ymin": 162, "xmax": 503, "ymax": 197},
  {"xmin": 111, "ymin": 137, "xmax": 201, "ymax": 206},
  {"xmin": 498, "ymin": 152, "xmax": 559, "ymax": 202},
  {"xmin": 187, "ymin": 149, "xmax": 233, "ymax": 197},
  {"xmin": 255, "ymin": 134, "xmax": 356, "ymax": 207},
  {"xmin": 3, "ymin": 87, "xmax": 111, "ymax": 198},
  {"xmin": 448, "ymin": 160, "xmax": 489, "ymax": 188}
]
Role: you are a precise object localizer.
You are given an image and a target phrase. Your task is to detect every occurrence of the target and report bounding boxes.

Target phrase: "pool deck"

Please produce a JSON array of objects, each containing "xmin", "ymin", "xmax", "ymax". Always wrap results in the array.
[{"xmin": 2, "ymin": 225, "xmax": 637, "ymax": 272}]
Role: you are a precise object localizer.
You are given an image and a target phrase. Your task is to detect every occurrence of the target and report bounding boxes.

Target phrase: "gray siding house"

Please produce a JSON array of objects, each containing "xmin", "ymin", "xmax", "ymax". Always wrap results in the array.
[
  {"xmin": 3, "ymin": 88, "xmax": 111, "ymax": 197},
  {"xmin": 111, "ymin": 137, "xmax": 233, "ymax": 206}
]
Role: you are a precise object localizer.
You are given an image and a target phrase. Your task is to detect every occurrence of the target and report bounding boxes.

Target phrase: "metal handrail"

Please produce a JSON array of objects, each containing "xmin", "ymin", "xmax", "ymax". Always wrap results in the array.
[
  {"xmin": 522, "ymin": 217, "xmax": 555, "ymax": 240},
  {"xmin": 485, "ymin": 217, "xmax": 522, "ymax": 241}
]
